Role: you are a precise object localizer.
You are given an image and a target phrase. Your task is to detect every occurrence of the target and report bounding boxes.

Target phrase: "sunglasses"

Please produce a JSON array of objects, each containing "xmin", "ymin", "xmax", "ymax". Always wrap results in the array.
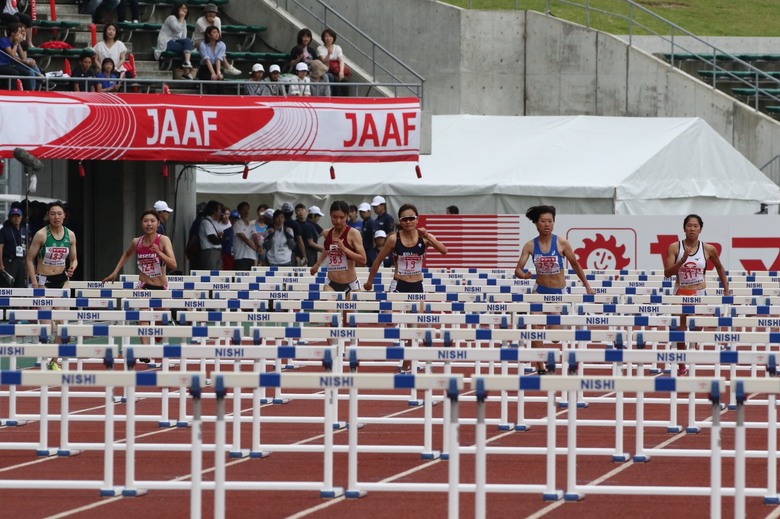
[{"xmin": 399, "ymin": 215, "xmax": 417, "ymax": 223}]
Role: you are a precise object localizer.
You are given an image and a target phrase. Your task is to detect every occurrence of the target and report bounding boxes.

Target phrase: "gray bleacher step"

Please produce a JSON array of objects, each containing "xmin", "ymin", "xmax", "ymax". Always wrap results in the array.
[{"xmin": 35, "ymin": 4, "xmax": 84, "ymax": 17}]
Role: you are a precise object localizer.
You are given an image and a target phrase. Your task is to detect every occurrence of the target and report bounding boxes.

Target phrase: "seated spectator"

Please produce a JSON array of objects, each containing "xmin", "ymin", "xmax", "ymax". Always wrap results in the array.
[
  {"xmin": 95, "ymin": 57, "xmax": 120, "ymax": 92},
  {"xmin": 308, "ymin": 59, "xmax": 330, "ymax": 97},
  {"xmin": 287, "ymin": 61, "xmax": 311, "ymax": 96},
  {"xmin": 288, "ymin": 27, "xmax": 317, "ymax": 72},
  {"xmin": 1, "ymin": 0, "xmax": 33, "ymax": 46},
  {"xmin": 82, "ymin": 0, "xmax": 120, "ymax": 24},
  {"xmin": 116, "ymin": 0, "xmax": 140, "ymax": 24},
  {"xmin": 191, "ymin": 3, "xmax": 239, "ymax": 76},
  {"xmin": 317, "ymin": 28, "xmax": 349, "ymax": 96},
  {"xmin": 155, "ymin": 2, "xmax": 193, "ymax": 80},
  {"xmin": 0, "ymin": 22, "xmax": 40, "ymax": 90},
  {"xmin": 261, "ymin": 64, "xmax": 286, "ymax": 96},
  {"xmin": 70, "ymin": 51, "xmax": 95, "ymax": 92},
  {"xmin": 244, "ymin": 63, "xmax": 270, "ymax": 95},
  {"xmin": 94, "ymin": 23, "xmax": 134, "ymax": 80},
  {"xmin": 197, "ymin": 25, "xmax": 224, "ymax": 94}
]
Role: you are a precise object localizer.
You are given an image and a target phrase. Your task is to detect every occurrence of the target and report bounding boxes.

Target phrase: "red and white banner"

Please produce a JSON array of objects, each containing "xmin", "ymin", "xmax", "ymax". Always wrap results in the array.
[
  {"xmin": 0, "ymin": 92, "xmax": 420, "ymax": 163},
  {"xmin": 419, "ymin": 214, "xmax": 780, "ymax": 272},
  {"xmin": 419, "ymin": 215, "xmax": 522, "ymax": 268}
]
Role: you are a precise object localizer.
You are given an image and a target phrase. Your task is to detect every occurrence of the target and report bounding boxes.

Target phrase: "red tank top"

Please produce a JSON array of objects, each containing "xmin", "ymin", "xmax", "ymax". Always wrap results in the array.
[
  {"xmin": 136, "ymin": 234, "xmax": 163, "ymax": 278},
  {"xmin": 324, "ymin": 226, "xmax": 355, "ymax": 271}
]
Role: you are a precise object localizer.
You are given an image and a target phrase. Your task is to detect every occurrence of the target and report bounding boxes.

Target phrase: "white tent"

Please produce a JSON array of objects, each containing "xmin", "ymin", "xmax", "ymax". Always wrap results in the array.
[{"xmin": 196, "ymin": 115, "xmax": 780, "ymax": 216}]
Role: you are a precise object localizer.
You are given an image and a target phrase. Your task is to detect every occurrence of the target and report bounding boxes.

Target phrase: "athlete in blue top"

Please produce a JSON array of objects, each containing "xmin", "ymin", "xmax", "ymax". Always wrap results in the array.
[{"xmin": 514, "ymin": 205, "xmax": 593, "ymax": 374}]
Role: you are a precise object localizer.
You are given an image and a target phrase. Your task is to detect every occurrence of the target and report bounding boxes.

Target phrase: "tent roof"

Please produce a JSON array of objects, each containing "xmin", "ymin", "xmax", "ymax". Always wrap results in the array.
[{"xmin": 196, "ymin": 115, "xmax": 780, "ymax": 214}]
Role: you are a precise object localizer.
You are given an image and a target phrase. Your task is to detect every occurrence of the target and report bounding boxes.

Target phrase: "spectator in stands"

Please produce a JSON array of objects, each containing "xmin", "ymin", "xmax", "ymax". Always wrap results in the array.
[
  {"xmin": 1, "ymin": 0, "xmax": 33, "ymax": 47},
  {"xmin": 232, "ymin": 201, "xmax": 258, "ymax": 272},
  {"xmin": 198, "ymin": 200, "xmax": 224, "ymax": 270},
  {"xmin": 261, "ymin": 64, "xmax": 286, "ymax": 96},
  {"xmin": 308, "ymin": 59, "xmax": 330, "ymax": 96},
  {"xmin": 288, "ymin": 61, "xmax": 311, "ymax": 96},
  {"xmin": 371, "ymin": 196, "xmax": 395, "ymax": 234},
  {"xmin": 0, "ymin": 206, "xmax": 28, "ymax": 288},
  {"xmin": 302, "ymin": 205, "xmax": 324, "ymax": 267},
  {"xmin": 265, "ymin": 210, "xmax": 296, "ymax": 267},
  {"xmin": 244, "ymin": 63, "xmax": 270, "ymax": 95},
  {"xmin": 70, "ymin": 52, "xmax": 95, "ymax": 92},
  {"xmin": 116, "ymin": 0, "xmax": 140, "ymax": 24},
  {"xmin": 95, "ymin": 57, "xmax": 120, "ymax": 93},
  {"xmin": 366, "ymin": 229, "xmax": 392, "ymax": 269},
  {"xmin": 446, "ymin": 205, "xmax": 459, "ymax": 214},
  {"xmin": 155, "ymin": 2, "xmax": 194, "ymax": 80},
  {"xmin": 347, "ymin": 204, "xmax": 362, "ymax": 230},
  {"xmin": 191, "ymin": 3, "xmax": 240, "ymax": 76},
  {"xmin": 82, "ymin": 0, "xmax": 120, "ymax": 24},
  {"xmin": 288, "ymin": 27, "xmax": 317, "ymax": 72},
  {"xmin": 317, "ymin": 28, "xmax": 349, "ymax": 96},
  {"xmin": 197, "ymin": 25, "xmax": 224, "ymax": 94},
  {"xmin": 0, "ymin": 22, "xmax": 40, "ymax": 90},
  {"xmin": 153, "ymin": 200, "xmax": 173, "ymax": 235},
  {"xmin": 94, "ymin": 23, "xmax": 133, "ymax": 80},
  {"xmin": 358, "ymin": 202, "xmax": 376, "ymax": 264}
]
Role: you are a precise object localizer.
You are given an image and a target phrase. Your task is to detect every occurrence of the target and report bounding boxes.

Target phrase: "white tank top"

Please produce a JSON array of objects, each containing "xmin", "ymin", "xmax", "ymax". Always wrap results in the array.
[{"xmin": 675, "ymin": 240, "xmax": 706, "ymax": 287}]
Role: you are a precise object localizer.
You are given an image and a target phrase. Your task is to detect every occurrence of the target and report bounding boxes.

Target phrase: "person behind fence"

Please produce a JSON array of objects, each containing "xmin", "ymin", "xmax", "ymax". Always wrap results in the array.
[
  {"xmin": 197, "ymin": 25, "xmax": 224, "ymax": 94},
  {"xmin": 288, "ymin": 61, "xmax": 311, "ymax": 96},
  {"xmin": 288, "ymin": 27, "xmax": 317, "ymax": 72},
  {"xmin": 94, "ymin": 23, "xmax": 134, "ymax": 80},
  {"xmin": 302, "ymin": 205, "xmax": 324, "ymax": 267},
  {"xmin": 155, "ymin": 2, "xmax": 194, "ymax": 79},
  {"xmin": 70, "ymin": 51, "xmax": 95, "ymax": 92},
  {"xmin": 308, "ymin": 58, "xmax": 330, "ymax": 97},
  {"xmin": 265, "ymin": 209, "xmax": 296, "ymax": 267},
  {"xmin": 198, "ymin": 200, "xmax": 224, "ymax": 271},
  {"xmin": 514, "ymin": 205, "xmax": 594, "ymax": 374},
  {"xmin": 0, "ymin": 22, "xmax": 40, "ymax": 90},
  {"xmin": 310, "ymin": 200, "xmax": 366, "ymax": 294},
  {"xmin": 244, "ymin": 63, "xmax": 270, "ymax": 95},
  {"xmin": 232, "ymin": 201, "xmax": 258, "ymax": 272},
  {"xmin": 191, "ymin": 3, "xmax": 239, "ymax": 76},
  {"xmin": 0, "ymin": 206, "xmax": 27, "ymax": 287},
  {"xmin": 663, "ymin": 214, "xmax": 729, "ymax": 376},
  {"xmin": 261, "ymin": 64, "xmax": 286, "ymax": 96},
  {"xmin": 1, "ymin": 0, "xmax": 33, "ymax": 47},
  {"xmin": 366, "ymin": 229, "xmax": 392, "ymax": 269},
  {"xmin": 95, "ymin": 57, "xmax": 120, "ymax": 93},
  {"xmin": 317, "ymin": 27, "xmax": 349, "ymax": 96}
]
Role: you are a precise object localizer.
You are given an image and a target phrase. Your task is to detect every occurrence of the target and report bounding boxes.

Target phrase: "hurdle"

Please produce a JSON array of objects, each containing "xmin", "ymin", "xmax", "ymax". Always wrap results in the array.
[{"xmin": 473, "ymin": 375, "xmax": 725, "ymax": 517}]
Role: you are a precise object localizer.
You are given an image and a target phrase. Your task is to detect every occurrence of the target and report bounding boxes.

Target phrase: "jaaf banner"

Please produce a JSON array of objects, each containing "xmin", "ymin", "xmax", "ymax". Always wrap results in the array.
[{"xmin": 0, "ymin": 92, "xmax": 420, "ymax": 163}]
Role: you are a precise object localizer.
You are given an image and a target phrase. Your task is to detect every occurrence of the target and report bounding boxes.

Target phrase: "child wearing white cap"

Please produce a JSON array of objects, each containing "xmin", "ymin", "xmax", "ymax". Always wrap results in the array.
[
  {"xmin": 288, "ymin": 61, "xmax": 311, "ymax": 96},
  {"xmin": 261, "ymin": 64, "xmax": 286, "ymax": 96}
]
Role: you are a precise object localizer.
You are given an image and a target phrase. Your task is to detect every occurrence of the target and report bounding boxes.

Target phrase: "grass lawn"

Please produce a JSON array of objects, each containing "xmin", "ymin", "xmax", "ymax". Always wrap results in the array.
[{"xmin": 442, "ymin": 0, "xmax": 780, "ymax": 37}]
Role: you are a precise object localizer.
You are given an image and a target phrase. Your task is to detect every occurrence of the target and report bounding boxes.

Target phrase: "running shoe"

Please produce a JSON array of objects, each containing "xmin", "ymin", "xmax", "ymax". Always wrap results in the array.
[
  {"xmin": 224, "ymin": 64, "xmax": 242, "ymax": 76},
  {"xmin": 182, "ymin": 61, "xmax": 193, "ymax": 69},
  {"xmin": 182, "ymin": 72, "xmax": 193, "ymax": 80}
]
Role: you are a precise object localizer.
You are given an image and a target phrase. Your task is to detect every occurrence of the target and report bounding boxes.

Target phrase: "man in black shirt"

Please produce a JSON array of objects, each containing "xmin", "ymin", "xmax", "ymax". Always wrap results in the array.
[
  {"xmin": 371, "ymin": 195, "xmax": 395, "ymax": 234},
  {"xmin": 0, "ymin": 206, "xmax": 28, "ymax": 287}
]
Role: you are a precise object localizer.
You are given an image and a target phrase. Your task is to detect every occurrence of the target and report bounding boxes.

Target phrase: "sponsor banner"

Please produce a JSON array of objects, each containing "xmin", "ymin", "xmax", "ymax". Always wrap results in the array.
[
  {"xmin": 420, "ymin": 214, "xmax": 780, "ymax": 272},
  {"xmin": 0, "ymin": 92, "xmax": 420, "ymax": 163}
]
